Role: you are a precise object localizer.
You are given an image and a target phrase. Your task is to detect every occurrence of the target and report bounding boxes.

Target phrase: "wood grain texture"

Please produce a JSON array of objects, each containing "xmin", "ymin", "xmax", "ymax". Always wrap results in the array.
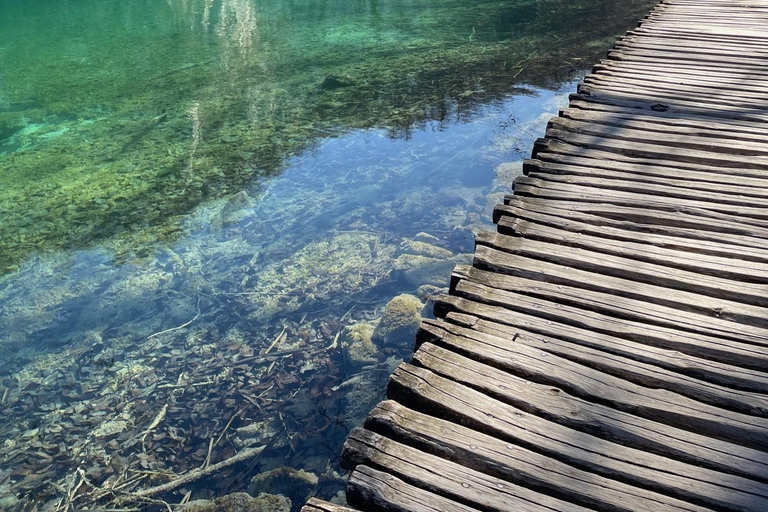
[{"xmin": 302, "ymin": 499, "xmax": 361, "ymax": 512}]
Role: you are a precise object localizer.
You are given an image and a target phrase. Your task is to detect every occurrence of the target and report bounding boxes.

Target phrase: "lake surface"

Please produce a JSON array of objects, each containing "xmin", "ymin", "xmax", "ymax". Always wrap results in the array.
[{"xmin": 0, "ymin": 0, "xmax": 657, "ymax": 509}]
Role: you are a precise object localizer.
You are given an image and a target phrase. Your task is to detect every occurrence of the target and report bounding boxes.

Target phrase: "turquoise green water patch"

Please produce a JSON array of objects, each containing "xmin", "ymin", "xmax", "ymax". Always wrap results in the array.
[{"xmin": 0, "ymin": 0, "xmax": 657, "ymax": 274}]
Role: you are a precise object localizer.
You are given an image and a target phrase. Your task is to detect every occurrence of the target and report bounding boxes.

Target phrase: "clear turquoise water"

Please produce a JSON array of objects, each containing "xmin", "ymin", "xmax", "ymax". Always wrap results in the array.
[{"xmin": 0, "ymin": 0, "xmax": 657, "ymax": 509}]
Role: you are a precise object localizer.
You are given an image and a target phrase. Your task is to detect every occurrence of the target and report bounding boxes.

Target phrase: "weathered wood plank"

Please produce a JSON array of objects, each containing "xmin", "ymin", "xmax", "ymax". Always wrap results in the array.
[
  {"xmin": 345, "ymin": 467, "xmax": 483, "ymax": 512},
  {"xmin": 585, "ymin": 74, "xmax": 768, "ymax": 104},
  {"xmin": 525, "ymin": 159, "xmax": 768, "ymax": 207},
  {"xmin": 498, "ymin": 195, "xmax": 768, "ymax": 250},
  {"xmin": 581, "ymin": 79, "xmax": 768, "ymax": 111},
  {"xmin": 452, "ymin": 263, "xmax": 768, "ymax": 365},
  {"xmin": 533, "ymin": 136, "xmax": 768, "ymax": 195},
  {"xmin": 550, "ymin": 114, "xmax": 768, "ymax": 161},
  {"xmin": 497, "ymin": 196, "xmax": 768, "ymax": 263},
  {"xmin": 526, "ymin": 170, "xmax": 768, "ymax": 210},
  {"xmin": 472, "ymin": 241, "xmax": 768, "ymax": 332},
  {"xmin": 497, "ymin": 209, "xmax": 768, "ymax": 283},
  {"xmin": 428, "ymin": 294, "xmax": 768, "ymax": 415},
  {"xmin": 389, "ymin": 360, "xmax": 768, "ymax": 491},
  {"xmin": 476, "ymin": 229, "xmax": 768, "ymax": 306},
  {"xmin": 514, "ymin": 177, "xmax": 768, "ymax": 226},
  {"xmin": 614, "ymin": 39, "xmax": 768, "ymax": 60},
  {"xmin": 561, "ymin": 107, "xmax": 768, "ymax": 146},
  {"xmin": 341, "ymin": 428, "xmax": 586, "ymax": 512},
  {"xmin": 608, "ymin": 48, "xmax": 768, "ymax": 71},
  {"xmin": 621, "ymin": 33, "xmax": 768, "ymax": 53},
  {"xmin": 570, "ymin": 87, "xmax": 768, "ymax": 124},
  {"xmin": 302, "ymin": 499, "xmax": 360, "ymax": 512},
  {"xmin": 427, "ymin": 294, "xmax": 768, "ymax": 445},
  {"xmin": 548, "ymin": 116, "xmax": 768, "ymax": 164},
  {"xmin": 365, "ymin": 401, "xmax": 716, "ymax": 512},
  {"xmin": 595, "ymin": 58, "xmax": 768, "ymax": 81},
  {"xmin": 542, "ymin": 125, "xmax": 768, "ymax": 175}
]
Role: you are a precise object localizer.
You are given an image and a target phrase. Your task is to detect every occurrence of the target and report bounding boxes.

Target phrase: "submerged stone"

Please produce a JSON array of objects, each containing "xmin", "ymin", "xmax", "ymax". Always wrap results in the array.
[
  {"xmin": 211, "ymin": 190, "xmax": 256, "ymax": 228},
  {"xmin": 182, "ymin": 492, "xmax": 290, "ymax": 512},
  {"xmin": 340, "ymin": 322, "xmax": 378, "ymax": 369},
  {"xmin": 248, "ymin": 467, "xmax": 318, "ymax": 506},
  {"xmin": 319, "ymin": 74, "xmax": 355, "ymax": 91},
  {"xmin": 372, "ymin": 294, "xmax": 423, "ymax": 349}
]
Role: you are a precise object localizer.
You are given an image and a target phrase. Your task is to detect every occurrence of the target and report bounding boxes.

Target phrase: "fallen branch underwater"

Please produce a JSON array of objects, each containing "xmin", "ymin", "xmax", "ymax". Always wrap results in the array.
[{"xmin": 134, "ymin": 445, "xmax": 265, "ymax": 497}]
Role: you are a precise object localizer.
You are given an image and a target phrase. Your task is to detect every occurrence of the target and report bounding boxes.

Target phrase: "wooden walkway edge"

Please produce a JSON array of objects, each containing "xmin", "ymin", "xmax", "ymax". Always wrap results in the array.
[{"xmin": 303, "ymin": 0, "xmax": 768, "ymax": 510}]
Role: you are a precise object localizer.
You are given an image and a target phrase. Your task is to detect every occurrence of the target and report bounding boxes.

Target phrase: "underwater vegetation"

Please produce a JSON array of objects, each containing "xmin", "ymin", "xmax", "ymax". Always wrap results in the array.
[
  {"xmin": 0, "ymin": 0, "xmax": 660, "ymax": 510},
  {"xmin": 0, "ymin": 0, "xmax": 658, "ymax": 275}
]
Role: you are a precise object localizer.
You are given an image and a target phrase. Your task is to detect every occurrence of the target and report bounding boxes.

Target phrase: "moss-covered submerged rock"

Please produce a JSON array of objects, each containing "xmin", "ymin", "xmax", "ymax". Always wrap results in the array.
[
  {"xmin": 182, "ymin": 492, "xmax": 290, "ymax": 512},
  {"xmin": 248, "ymin": 467, "xmax": 317, "ymax": 507},
  {"xmin": 372, "ymin": 294, "xmax": 424, "ymax": 350},
  {"xmin": 341, "ymin": 322, "xmax": 378, "ymax": 369}
]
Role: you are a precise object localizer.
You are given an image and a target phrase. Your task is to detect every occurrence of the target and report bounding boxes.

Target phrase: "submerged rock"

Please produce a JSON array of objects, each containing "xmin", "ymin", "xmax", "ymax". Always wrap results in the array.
[
  {"xmin": 393, "ymin": 237, "xmax": 471, "ymax": 289},
  {"xmin": 340, "ymin": 322, "xmax": 378, "ymax": 369},
  {"xmin": 211, "ymin": 190, "xmax": 256, "ymax": 228},
  {"xmin": 0, "ymin": 495, "xmax": 19, "ymax": 509},
  {"xmin": 319, "ymin": 74, "xmax": 355, "ymax": 91},
  {"xmin": 398, "ymin": 239, "xmax": 453, "ymax": 259},
  {"xmin": 372, "ymin": 294, "xmax": 424, "ymax": 350},
  {"xmin": 248, "ymin": 467, "xmax": 318, "ymax": 507},
  {"xmin": 182, "ymin": 492, "xmax": 290, "ymax": 512}
]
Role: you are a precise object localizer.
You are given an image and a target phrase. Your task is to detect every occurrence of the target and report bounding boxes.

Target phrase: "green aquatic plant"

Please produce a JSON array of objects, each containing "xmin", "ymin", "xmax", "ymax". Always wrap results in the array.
[{"xmin": 0, "ymin": 0, "xmax": 658, "ymax": 275}]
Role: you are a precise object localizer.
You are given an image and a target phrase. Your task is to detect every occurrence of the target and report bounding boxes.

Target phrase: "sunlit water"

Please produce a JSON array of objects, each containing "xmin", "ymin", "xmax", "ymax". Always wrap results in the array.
[{"xmin": 0, "ymin": 0, "xmax": 657, "ymax": 509}]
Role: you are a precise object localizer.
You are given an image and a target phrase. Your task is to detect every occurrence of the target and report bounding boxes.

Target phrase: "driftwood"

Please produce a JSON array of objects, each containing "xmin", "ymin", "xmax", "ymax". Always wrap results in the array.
[{"xmin": 134, "ymin": 445, "xmax": 265, "ymax": 497}]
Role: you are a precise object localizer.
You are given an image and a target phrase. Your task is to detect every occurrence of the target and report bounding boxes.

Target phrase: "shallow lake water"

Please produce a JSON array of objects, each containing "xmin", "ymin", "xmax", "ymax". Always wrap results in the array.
[{"xmin": 0, "ymin": 0, "xmax": 658, "ymax": 510}]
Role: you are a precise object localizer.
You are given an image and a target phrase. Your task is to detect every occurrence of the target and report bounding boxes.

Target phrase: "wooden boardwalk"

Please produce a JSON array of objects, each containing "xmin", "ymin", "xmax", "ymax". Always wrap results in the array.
[{"xmin": 303, "ymin": 0, "xmax": 768, "ymax": 510}]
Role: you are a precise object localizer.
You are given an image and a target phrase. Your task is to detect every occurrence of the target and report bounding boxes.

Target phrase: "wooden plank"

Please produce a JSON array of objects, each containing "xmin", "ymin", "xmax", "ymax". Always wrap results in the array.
[
  {"xmin": 533, "ymin": 136, "xmax": 768, "ymax": 193},
  {"xmin": 472, "ymin": 241, "xmax": 768, "ymax": 332},
  {"xmin": 496, "ymin": 208, "xmax": 768, "ymax": 283},
  {"xmin": 432, "ymin": 290, "xmax": 768, "ymax": 432},
  {"xmin": 525, "ymin": 158, "xmax": 768, "ymax": 201},
  {"xmin": 452, "ymin": 262, "xmax": 768, "ymax": 358},
  {"xmin": 561, "ymin": 107, "xmax": 768, "ymax": 145},
  {"xmin": 525, "ymin": 171, "xmax": 768, "ymax": 210},
  {"xmin": 341, "ymin": 428, "xmax": 586, "ymax": 512},
  {"xmin": 345, "ymin": 467, "xmax": 483, "ymax": 512},
  {"xmin": 548, "ymin": 115, "xmax": 768, "ymax": 161},
  {"xmin": 434, "ymin": 286, "xmax": 768, "ymax": 414},
  {"xmin": 631, "ymin": 26, "xmax": 768, "ymax": 46},
  {"xmin": 498, "ymin": 194, "xmax": 768, "ymax": 250},
  {"xmin": 476, "ymin": 228, "xmax": 768, "ymax": 306},
  {"xmin": 514, "ymin": 176, "xmax": 768, "ymax": 226},
  {"xmin": 389, "ymin": 359, "xmax": 768, "ymax": 490},
  {"xmin": 571, "ymin": 87, "xmax": 768, "ymax": 123},
  {"xmin": 614, "ymin": 40, "xmax": 768, "ymax": 62},
  {"xmin": 543, "ymin": 123, "xmax": 768, "ymax": 173},
  {"xmin": 590, "ymin": 69, "xmax": 768, "ymax": 99},
  {"xmin": 302, "ymin": 499, "xmax": 361, "ymax": 512},
  {"xmin": 608, "ymin": 47, "xmax": 768, "ymax": 69},
  {"xmin": 499, "ymin": 195, "xmax": 768, "ymax": 262},
  {"xmin": 625, "ymin": 29, "xmax": 768, "ymax": 48},
  {"xmin": 585, "ymin": 73, "xmax": 768, "ymax": 102},
  {"xmin": 594, "ymin": 58, "xmax": 768, "ymax": 81},
  {"xmin": 580, "ymin": 78, "xmax": 768, "ymax": 110},
  {"xmin": 596, "ymin": 58, "xmax": 768, "ymax": 81},
  {"xmin": 440, "ymin": 294, "xmax": 768, "ymax": 395},
  {"xmin": 365, "ymin": 401, "xmax": 717, "ymax": 512},
  {"xmin": 618, "ymin": 36, "xmax": 768, "ymax": 57}
]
